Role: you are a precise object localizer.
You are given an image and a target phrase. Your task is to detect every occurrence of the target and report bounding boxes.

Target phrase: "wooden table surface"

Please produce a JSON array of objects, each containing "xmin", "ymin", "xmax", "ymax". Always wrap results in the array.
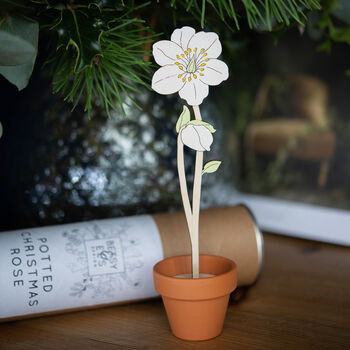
[{"xmin": 1, "ymin": 233, "xmax": 350, "ymax": 350}]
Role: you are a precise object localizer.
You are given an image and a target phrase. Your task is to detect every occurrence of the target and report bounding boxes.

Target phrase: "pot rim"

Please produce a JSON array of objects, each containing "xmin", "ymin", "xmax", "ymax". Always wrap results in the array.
[{"xmin": 153, "ymin": 254, "xmax": 237, "ymax": 300}]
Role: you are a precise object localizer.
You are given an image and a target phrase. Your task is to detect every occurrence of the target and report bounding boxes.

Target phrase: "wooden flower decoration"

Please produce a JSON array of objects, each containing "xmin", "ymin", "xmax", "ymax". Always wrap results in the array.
[
  {"xmin": 152, "ymin": 26, "xmax": 229, "ymax": 106},
  {"xmin": 151, "ymin": 27, "xmax": 229, "ymax": 278}
]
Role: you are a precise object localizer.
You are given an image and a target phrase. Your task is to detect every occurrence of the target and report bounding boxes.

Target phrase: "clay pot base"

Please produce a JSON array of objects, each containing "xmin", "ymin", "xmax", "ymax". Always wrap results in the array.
[
  {"xmin": 153, "ymin": 255, "xmax": 237, "ymax": 341},
  {"xmin": 174, "ymin": 273, "xmax": 215, "ymax": 278}
]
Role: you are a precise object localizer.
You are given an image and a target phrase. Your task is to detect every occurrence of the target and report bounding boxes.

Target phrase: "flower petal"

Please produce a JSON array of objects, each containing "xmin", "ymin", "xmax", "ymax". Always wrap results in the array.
[
  {"xmin": 181, "ymin": 124, "xmax": 213, "ymax": 151},
  {"xmin": 178, "ymin": 79, "xmax": 209, "ymax": 106},
  {"xmin": 152, "ymin": 65, "xmax": 184, "ymax": 95},
  {"xmin": 199, "ymin": 59, "xmax": 229, "ymax": 86},
  {"xmin": 171, "ymin": 26, "xmax": 196, "ymax": 51},
  {"xmin": 188, "ymin": 32, "xmax": 221, "ymax": 58},
  {"xmin": 152, "ymin": 40, "xmax": 183, "ymax": 66}
]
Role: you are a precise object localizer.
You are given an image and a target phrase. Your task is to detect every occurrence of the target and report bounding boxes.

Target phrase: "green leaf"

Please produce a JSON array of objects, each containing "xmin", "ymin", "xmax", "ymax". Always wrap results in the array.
[
  {"xmin": 202, "ymin": 160, "xmax": 222, "ymax": 175},
  {"xmin": 188, "ymin": 120, "xmax": 216, "ymax": 133},
  {"xmin": 0, "ymin": 18, "xmax": 36, "ymax": 66},
  {"xmin": 176, "ymin": 105, "xmax": 191, "ymax": 132},
  {"xmin": 0, "ymin": 16, "xmax": 38, "ymax": 90},
  {"xmin": 0, "ymin": 61, "xmax": 35, "ymax": 90}
]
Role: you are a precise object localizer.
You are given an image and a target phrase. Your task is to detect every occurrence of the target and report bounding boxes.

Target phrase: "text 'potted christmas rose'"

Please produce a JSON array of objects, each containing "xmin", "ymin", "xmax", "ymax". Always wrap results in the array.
[{"xmin": 151, "ymin": 26, "xmax": 237, "ymax": 341}]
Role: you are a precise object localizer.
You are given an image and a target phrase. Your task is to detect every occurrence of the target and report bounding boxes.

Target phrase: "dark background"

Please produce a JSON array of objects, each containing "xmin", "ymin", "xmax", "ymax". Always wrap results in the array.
[{"xmin": 1, "ymin": 27, "xmax": 350, "ymax": 231}]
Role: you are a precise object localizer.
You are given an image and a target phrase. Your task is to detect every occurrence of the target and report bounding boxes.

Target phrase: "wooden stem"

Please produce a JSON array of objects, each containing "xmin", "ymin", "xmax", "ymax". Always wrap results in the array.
[
  {"xmin": 176, "ymin": 105, "xmax": 203, "ymax": 279},
  {"xmin": 191, "ymin": 105, "xmax": 203, "ymax": 279},
  {"xmin": 177, "ymin": 133, "xmax": 193, "ymax": 242}
]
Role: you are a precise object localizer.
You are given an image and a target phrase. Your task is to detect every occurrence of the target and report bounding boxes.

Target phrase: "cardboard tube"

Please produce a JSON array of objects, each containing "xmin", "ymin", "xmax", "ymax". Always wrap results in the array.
[
  {"xmin": 153, "ymin": 205, "xmax": 263, "ymax": 286},
  {"xmin": 0, "ymin": 205, "xmax": 263, "ymax": 322}
]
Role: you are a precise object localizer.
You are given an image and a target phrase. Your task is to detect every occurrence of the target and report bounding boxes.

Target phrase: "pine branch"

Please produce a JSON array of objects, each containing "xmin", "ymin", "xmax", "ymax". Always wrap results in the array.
[
  {"xmin": 48, "ymin": 7, "xmax": 156, "ymax": 118},
  {"xmin": 170, "ymin": 0, "xmax": 321, "ymax": 30},
  {"xmin": 0, "ymin": 0, "xmax": 323, "ymax": 119}
]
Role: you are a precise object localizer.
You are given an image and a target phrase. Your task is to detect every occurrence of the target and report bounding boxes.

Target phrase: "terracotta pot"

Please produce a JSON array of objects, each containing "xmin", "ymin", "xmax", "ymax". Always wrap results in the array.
[{"xmin": 153, "ymin": 254, "xmax": 237, "ymax": 341}]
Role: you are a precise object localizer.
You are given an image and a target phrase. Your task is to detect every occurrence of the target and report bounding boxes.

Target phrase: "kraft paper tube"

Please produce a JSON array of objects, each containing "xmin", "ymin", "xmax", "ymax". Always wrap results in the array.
[
  {"xmin": 154, "ymin": 205, "xmax": 263, "ymax": 286},
  {"xmin": 0, "ymin": 205, "xmax": 263, "ymax": 322}
]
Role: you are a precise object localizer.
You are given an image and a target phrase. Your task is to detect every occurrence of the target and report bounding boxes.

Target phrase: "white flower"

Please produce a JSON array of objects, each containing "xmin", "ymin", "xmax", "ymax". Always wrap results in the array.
[
  {"xmin": 181, "ymin": 124, "xmax": 213, "ymax": 151},
  {"xmin": 151, "ymin": 26, "xmax": 229, "ymax": 106}
]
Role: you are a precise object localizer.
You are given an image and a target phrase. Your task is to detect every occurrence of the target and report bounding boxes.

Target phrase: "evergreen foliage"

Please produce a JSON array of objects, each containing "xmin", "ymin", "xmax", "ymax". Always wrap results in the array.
[{"xmin": 0, "ymin": 1, "xmax": 327, "ymax": 117}]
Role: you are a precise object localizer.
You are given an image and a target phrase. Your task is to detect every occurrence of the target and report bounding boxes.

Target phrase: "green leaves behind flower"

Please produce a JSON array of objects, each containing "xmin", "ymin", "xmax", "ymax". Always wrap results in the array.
[
  {"xmin": 171, "ymin": 0, "xmax": 320, "ymax": 31},
  {"xmin": 50, "ymin": 11, "xmax": 155, "ymax": 118},
  {"xmin": 314, "ymin": 0, "xmax": 350, "ymax": 55},
  {"xmin": 176, "ymin": 106, "xmax": 216, "ymax": 133},
  {"xmin": 202, "ymin": 160, "xmax": 222, "ymax": 175},
  {"xmin": 0, "ymin": 16, "xmax": 38, "ymax": 90},
  {"xmin": 176, "ymin": 106, "xmax": 190, "ymax": 132}
]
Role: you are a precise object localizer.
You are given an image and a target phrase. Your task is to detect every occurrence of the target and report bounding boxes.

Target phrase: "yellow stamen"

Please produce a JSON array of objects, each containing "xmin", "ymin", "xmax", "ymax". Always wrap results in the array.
[
  {"xmin": 200, "ymin": 68, "xmax": 204, "ymax": 71},
  {"xmin": 200, "ymin": 48, "xmax": 205, "ymax": 52},
  {"xmin": 200, "ymin": 73, "xmax": 204, "ymax": 76},
  {"xmin": 179, "ymin": 66, "xmax": 183, "ymax": 70},
  {"xmin": 175, "ymin": 62, "xmax": 179, "ymax": 65},
  {"xmin": 194, "ymin": 48, "xmax": 197, "ymax": 52},
  {"xmin": 194, "ymin": 74, "xmax": 197, "ymax": 79},
  {"xmin": 188, "ymin": 77, "xmax": 191, "ymax": 82},
  {"xmin": 176, "ymin": 55, "xmax": 180, "ymax": 59},
  {"xmin": 201, "ymin": 63, "xmax": 206, "ymax": 66},
  {"xmin": 204, "ymin": 58, "xmax": 209, "ymax": 61},
  {"xmin": 178, "ymin": 74, "xmax": 182, "ymax": 78},
  {"xmin": 182, "ymin": 77, "xmax": 186, "ymax": 82},
  {"xmin": 181, "ymin": 54, "xmax": 184, "ymax": 57},
  {"xmin": 188, "ymin": 48, "xmax": 192, "ymax": 52},
  {"xmin": 185, "ymin": 51, "xmax": 188, "ymax": 55},
  {"xmin": 203, "ymin": 53, "xmax": 207, "ymax": 56}
]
